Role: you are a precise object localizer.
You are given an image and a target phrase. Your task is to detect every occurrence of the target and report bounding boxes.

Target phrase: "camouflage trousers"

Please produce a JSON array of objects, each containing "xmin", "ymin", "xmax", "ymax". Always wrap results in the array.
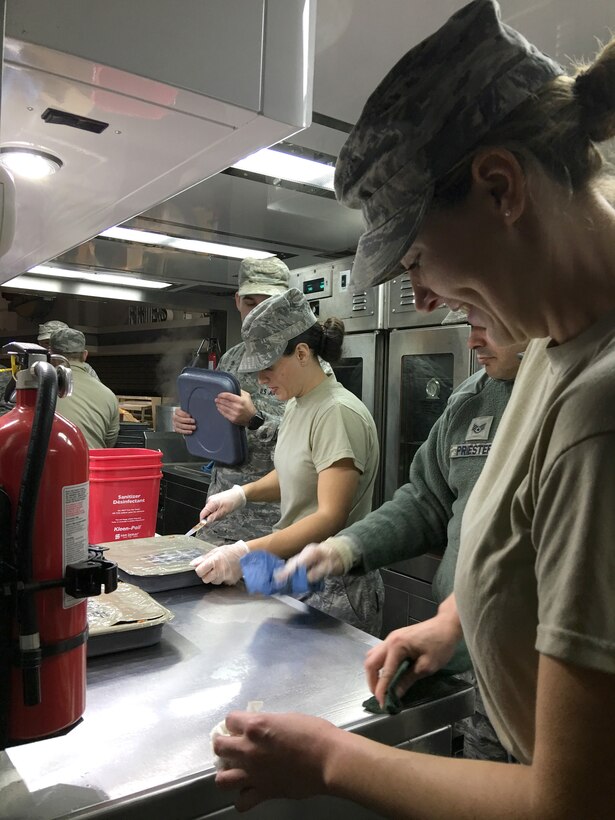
[
  {"xmin": 301, "ymin": 571, "xmax": 384, "ymax": 638},
  {"xmin": 202, "ymin": 466, "xmax": 281, "ymax": 547},
  {"xmin": 455, "ymin": 670, "xmax": 516, "ymax": 762}
]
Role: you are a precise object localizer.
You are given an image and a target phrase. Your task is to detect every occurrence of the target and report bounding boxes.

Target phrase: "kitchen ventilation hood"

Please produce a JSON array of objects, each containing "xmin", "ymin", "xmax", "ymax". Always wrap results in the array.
[{"xmin": 0, "ymin": 0, "xmax": 316, "ymax": 284}]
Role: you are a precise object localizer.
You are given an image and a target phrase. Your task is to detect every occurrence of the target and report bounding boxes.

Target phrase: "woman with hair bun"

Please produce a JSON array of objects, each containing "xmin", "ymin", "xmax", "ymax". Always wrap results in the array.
[
  {"xmin": 211, "ymin": 2, "xmax": 615, "ymax": 816},
  {"xmin": 191, "ymin": 288, "xmax": 383, "ymax": 636}
]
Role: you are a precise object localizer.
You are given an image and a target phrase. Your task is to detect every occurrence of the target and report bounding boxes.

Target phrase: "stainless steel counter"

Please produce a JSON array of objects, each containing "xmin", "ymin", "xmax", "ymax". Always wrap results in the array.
[{"xmin": 1, "ymin": 587, "xmax": 473, "ymax": 820}]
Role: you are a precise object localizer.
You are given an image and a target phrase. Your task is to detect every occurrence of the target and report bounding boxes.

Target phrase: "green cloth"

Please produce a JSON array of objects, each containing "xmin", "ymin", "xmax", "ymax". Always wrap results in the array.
[{"xmin": 362, "ymin": 661, "xmax": 457, "ymax": 715}]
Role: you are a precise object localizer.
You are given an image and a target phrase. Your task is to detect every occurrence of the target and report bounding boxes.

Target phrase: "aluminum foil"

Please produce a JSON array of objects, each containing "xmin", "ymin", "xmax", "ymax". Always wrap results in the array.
[
  {"xmin": 88, "ymin": 582, "xmax": 174, "ymax": 635},
  {"xmin": 100, "ymin": 534, "xmax": 217, "ymax": 577}
]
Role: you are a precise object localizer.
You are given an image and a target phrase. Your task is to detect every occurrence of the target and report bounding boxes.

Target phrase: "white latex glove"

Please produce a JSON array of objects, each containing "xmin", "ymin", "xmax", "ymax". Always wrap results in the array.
[
  {"xmin": 199, "ymin": 484, "xmax": 246, "ymax": 524},
  {"xmin": 278, "ymin": 536, "xmax": 357, "ymax": 584},
  {"xmin": 190, "ymin": 540, "xmax": 249, "ymax": 585},
  {"xmin": 210, "ymin": 700, "xmax": 263, "ymax": 770}
]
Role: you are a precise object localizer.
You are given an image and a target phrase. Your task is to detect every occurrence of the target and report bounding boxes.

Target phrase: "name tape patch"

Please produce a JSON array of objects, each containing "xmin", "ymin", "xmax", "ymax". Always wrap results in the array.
[{"xmin": 450, "ymin": 442, "xmax": 492, "ymax": 459}]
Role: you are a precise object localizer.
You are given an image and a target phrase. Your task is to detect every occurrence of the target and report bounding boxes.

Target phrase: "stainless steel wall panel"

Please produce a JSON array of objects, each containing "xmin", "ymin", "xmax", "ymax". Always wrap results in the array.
[
  {"xmin": 385, "ymin": 273, "xmax": 450, "ymax": 329},
  {"xmin": 290, "ymin": 259, "xmax": 386, "ymax": 333}
]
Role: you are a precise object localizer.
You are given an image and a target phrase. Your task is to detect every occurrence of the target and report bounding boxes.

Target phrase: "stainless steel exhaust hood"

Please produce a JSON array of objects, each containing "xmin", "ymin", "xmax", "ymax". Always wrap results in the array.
[{"xmin": 0, "ymin": 0, "xmax": 316, "ymax": 286}]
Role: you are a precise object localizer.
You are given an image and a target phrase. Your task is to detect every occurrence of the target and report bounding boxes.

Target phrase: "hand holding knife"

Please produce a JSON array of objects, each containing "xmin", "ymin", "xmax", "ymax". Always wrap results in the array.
[{"xmin": 185, "ymin": 520, "xmax": 207, "ymax": 537}]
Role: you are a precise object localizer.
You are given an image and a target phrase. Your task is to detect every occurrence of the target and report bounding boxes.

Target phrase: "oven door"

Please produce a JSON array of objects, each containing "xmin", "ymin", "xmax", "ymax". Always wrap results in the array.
[
  {"xmin": 384, "ymin": 325, "xmax": 471, "ymax": 502},
  {"xmin": 330, "ymin": 330, "xmax": 387, "ymax": 507}
]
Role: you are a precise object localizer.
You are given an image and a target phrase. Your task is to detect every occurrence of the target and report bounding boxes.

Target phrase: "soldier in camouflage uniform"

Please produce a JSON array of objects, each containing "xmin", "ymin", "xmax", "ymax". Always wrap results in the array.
[
  {"xmin": 209, "ymin": 2, "xmax": 615, "ymax": 812},
  {"xmin": 286, "ymin": 323, "xmax": 524, "ymax": 759},
  {"xmin": 191, "ymin": 288, "xmax": 384, "ymax": 637},
  {"xmin": 38, "ymin": 321, "xmax": 100, "ymax": 381},
  {"xmin": 174, "ymin": 257, "xmax": 290, "ymax": 544}
]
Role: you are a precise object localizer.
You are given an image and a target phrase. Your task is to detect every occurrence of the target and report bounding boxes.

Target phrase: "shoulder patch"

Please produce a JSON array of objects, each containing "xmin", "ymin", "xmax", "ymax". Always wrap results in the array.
[{"xmin": 465, "ymin": 415, "xmax": 493, "ymax": 441}]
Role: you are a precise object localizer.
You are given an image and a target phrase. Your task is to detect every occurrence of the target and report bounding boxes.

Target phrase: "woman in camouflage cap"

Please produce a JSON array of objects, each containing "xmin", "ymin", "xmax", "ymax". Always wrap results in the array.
[
  {"xmin": 190, "ymin": 288, "xmax": 383, "ymax": 636},
  {"xmin": 212, "ymin": 1, "xmax": 615, "ymax": 816}
]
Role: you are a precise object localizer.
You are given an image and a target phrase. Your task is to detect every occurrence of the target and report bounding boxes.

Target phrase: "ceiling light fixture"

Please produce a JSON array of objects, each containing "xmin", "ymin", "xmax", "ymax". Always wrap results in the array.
[
  {"xmin": 100, "ymin": 226, "xmax": 276, "ymax": 260},
  {"xmin": 0, "ymin": 148, "xmax": 63, "ymax": 180},
  {"xmin": 231, "ymin": 147, "xmax": 335, "ymax": 191},
  {"xmin": 28, "ymin": 264, "xmax": 171, "ymax": 289},
  {"xmin": 3, "ymin": 275, "xmax": 146, "ymax": 302}
]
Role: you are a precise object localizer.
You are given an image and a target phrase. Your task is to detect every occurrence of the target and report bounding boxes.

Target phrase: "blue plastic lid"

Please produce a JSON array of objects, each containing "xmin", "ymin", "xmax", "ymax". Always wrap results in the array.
[{"xmin": 177, "ymin": 367, "xmax": 248, "ymax": 465}]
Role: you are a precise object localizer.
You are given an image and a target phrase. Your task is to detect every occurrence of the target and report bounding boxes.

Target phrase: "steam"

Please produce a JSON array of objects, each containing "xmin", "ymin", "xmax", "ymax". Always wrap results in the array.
[{"xmin": 156, "ymin": 333, "xmax": 203, "ymax": 400}]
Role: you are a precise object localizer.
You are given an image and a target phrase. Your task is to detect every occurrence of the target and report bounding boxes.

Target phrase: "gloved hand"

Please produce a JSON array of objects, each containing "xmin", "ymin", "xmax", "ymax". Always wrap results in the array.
[
  {"xmin": 199, "ymin": 484, "xmax": 246, "ymax": 524},
  {"xmin": 278, "ymin": 536, "xmax": 358, "ymax": 583},
  {"xmin": 190, "ymin": 541, "xmax": 250, "ymax": 585}
]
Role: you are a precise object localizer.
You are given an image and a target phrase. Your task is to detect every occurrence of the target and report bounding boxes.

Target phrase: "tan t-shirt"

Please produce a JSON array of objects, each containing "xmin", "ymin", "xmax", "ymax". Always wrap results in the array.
[
  {"xmin": 273, "ymin": 376, "xmax": 379, "ymax": 531},
  {"xmin": 56, "ymin": 361, "xmax": 120, "ymax": 449},
  {"xmin": 457, "ymin": 311, "xmax": 615, "ymax": 764}
]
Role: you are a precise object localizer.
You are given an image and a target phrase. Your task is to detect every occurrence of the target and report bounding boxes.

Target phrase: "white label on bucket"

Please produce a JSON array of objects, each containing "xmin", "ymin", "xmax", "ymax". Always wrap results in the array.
[
  {"xmin": 62, "ymin": 481, "xmax": 89, "ymax": 609},
  {"xmin": 110, "ymin": 492, "xmax": 148, "ymax": 539}
]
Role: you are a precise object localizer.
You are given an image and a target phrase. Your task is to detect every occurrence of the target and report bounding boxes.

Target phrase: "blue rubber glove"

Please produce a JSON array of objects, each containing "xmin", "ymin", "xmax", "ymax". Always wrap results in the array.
[{"xmin": 240, "ymin": 551, "xmax": 323, "ymax": 596}]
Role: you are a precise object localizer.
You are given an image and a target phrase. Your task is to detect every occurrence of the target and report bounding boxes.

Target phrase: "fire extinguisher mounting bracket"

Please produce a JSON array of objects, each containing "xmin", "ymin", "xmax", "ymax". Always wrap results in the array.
[{"xmin": 65, "ymin": 556, "xmax": 118, "ymax": 598}]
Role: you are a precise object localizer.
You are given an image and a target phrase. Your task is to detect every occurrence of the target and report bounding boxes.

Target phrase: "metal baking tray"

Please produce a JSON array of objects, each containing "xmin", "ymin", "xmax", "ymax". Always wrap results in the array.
[
  {"xmin": 99, "ymin": 534, "xmax": 216, "ymax": 592},
  {"xmin": 87, "ymin": 582, "xmax": 174, "ymax": 657}
]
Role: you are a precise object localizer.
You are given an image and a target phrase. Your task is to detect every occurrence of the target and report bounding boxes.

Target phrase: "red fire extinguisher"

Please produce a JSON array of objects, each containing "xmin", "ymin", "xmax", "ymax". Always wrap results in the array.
[
  {"xmin": 207, "ymin": 337, "xmax": 220, "ymax": 370},
  {"xmin": 0, "ymin": 343, "xmax": 116, "ymax": 749}
]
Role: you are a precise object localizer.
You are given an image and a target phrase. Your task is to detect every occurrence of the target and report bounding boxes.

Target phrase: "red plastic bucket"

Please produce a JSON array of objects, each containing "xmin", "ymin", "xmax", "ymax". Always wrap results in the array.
[{"xmin": 88, "ymin": 449, "xmax": 162, "ymax": 544}]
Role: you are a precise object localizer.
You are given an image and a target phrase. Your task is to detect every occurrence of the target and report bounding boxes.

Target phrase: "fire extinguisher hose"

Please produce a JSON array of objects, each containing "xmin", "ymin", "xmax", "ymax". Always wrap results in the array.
[{"xmin": 14, "ymin": 361, "xmax": 58, "ymax": 706}]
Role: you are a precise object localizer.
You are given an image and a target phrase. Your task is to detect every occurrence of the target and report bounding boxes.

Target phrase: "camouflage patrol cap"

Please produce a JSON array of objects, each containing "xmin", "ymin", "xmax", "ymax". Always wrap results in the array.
[
  {"xmin": 335, "ymin": 0, "xmax": 564, "ymax": 291},
  {"xmin": 49, "ymin": 328, "xmax": 86, "ymax": 354},
  {"xmin": 238, "ymin": 288, "xmax": 317, "ymax": 372},
  {"xmin": 237, "ymin": 257, "xmax": 290, "ymax": 297},
  {"xmin": 38, "ymin": 319, "xmax": 68, "ymax": 341}
]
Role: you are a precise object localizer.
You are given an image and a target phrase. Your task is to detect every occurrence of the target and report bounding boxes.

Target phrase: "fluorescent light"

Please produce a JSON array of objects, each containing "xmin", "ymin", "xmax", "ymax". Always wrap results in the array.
[
  {"xmin": 0, "ymin": 148, "xmax": 62, "ymax": 179},
  {"xmin": 100, "ymin": 226, "xmax": 276, "ymax": 260},
  {"xmin": 232, "ymin": 147, "xmax": 335, "ymax": 191},
  {"xmin": 3, "ymin": 275, "xmax": 145, "ymax": 302},
  {"xmin": 28, "ymin": 264, "xmax": 171, "ymax": 289}
]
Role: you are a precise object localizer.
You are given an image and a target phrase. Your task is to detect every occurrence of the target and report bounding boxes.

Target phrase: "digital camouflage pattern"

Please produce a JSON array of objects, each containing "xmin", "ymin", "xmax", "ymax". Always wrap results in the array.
[
  {"xmin": 197, "ymin": 341, "xmax": 285, "ymax": 545},
  {"xmin": 39, "ymin": 321, "xmax": 100, "ymax": 379},
  {"xmin": 38, "ymin": 319, "xmax": 68, "ymax": 341},
  {"xmin": 239, "ymin": 288, "xmax": 318, "ymax": 373},
  {"xmin": 456, "ymin": 670, "xmax": 514, "ymax": 761},
  {"xmin": 49, "ymin": 327, "xmax": 86, "ymax": 354},
  {"xmin": 334, "ymin": 0, "xmax": 564, "ymax": 291},
  {"xmin": 48, "ymin": 327, "xmax": 101, "ymax": 380},
  {"xmin": 303, "ymin": 573, "xmax": 384, "ymax": 638},
  {"xmin": 237, "ymin": 257, "xmax": 290, "ymax": 297}
]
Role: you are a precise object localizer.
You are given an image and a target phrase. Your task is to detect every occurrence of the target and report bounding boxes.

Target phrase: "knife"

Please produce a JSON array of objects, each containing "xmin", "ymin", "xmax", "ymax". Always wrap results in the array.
[{"xmin": 185, "ymin": 520, "xmax": 206, "ymax": 537}]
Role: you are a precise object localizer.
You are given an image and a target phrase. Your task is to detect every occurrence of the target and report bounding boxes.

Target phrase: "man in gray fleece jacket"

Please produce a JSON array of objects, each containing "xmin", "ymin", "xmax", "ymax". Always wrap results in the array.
[{"xmin": 285, "ymin": 324, "xmax": 525, "ymax": 760}]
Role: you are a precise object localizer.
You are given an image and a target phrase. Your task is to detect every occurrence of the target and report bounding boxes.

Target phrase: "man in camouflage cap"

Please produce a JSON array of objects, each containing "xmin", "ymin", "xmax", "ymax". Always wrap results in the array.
[
  {"xmin": 50, "ymin": 327, "xmax": 119, "ymax": 449},
  {"xmin": 174, "ymin": 256, "xmax": 290, "ymax": 545},
  {"xmin": 239, "ymin": 288, "xmax": 317, "ymax": 373},
  {"xmin": 334, "ymin": 0, "xmax": 563, "ymax": 291},
  {"xmin": 237, "ymin": 256, "xmax": 289, "ymax": 299},
  {"xmin": 38, "ymin": 319, "xmax": 100, "ymax": 380}
]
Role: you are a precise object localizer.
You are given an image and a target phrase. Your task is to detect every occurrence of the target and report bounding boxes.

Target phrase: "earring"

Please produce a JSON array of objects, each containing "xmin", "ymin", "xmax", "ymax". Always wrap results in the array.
[{"xmin": 504, "ymin": 209, "xmax": 511, "ymax": 217}]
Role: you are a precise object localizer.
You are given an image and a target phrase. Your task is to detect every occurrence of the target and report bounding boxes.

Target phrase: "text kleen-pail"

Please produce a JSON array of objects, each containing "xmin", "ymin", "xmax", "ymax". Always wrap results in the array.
[{"xmin": 88, "ymin": 448, "xmax": 162, "ymax": 543}]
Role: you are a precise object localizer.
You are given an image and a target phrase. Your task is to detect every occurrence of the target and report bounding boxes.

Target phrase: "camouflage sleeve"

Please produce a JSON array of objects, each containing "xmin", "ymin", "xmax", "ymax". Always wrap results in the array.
[
  {"xmin": 251, "ymin": 391, "xmax": 285, "ymax": 443},
  {"xmin": 218, "ymin": 343, "xmax": 285, "ymax": 444}
]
